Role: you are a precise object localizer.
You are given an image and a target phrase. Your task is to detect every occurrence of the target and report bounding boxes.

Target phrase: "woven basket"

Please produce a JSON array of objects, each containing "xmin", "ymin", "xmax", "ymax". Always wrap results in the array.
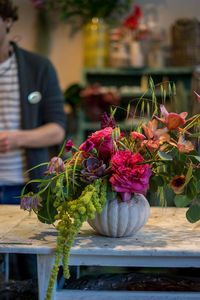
[{"xmin": 171, "ymin": 18, "xmax": 200, "ymax": 66}]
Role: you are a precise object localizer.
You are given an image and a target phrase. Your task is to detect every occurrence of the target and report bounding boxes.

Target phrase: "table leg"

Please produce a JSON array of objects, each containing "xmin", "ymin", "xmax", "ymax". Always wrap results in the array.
[{"xmin": 37, "ymin": 253, "xmax": 56, "ymax": 300}]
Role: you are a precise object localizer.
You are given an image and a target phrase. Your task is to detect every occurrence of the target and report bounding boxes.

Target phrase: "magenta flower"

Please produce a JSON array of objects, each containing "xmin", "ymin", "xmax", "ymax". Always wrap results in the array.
[
  {"xmin": 88, "ymin": 127, "xmax": 120, "ymax": 160},
  {"xmin": 65, "ymin": 140, "xmax": 73, "ymax": 152},
  {"xmin": 48, "ymin": 157, "xmax": 65, "ymax": 175},
  {"xmin": 81, "ymin": 140, "xmax": 95, "ymax": 153},
  {"xmin": 20, "ymin": 195, "xmax": 42, "ymax": 211},
  {"xmin": 110, "ymin": 150, "xmax": 152, "ymax": 201}
]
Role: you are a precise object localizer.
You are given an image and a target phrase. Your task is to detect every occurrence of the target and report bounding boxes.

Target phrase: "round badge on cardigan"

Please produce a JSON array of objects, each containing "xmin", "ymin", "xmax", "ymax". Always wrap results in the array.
[{"xmin": 28, "ymin": 91, "xmax": 42, "ymax": 104}]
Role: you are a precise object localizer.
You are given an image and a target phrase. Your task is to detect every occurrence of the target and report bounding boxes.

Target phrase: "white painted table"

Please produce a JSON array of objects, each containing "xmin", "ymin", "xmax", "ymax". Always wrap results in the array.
[{"xmin": 0, "ymin": 205, "xmax": 200, "ymax": 300}]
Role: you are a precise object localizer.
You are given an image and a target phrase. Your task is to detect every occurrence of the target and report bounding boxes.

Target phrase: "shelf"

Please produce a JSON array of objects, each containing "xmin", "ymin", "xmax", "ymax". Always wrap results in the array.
[
  {"xmin": 82, "ymin": 66, "xmax": 193, "ymax": 77},
  {"xmin": 80, "ymin": 118, "xmax": 149, "ymax": 131}
]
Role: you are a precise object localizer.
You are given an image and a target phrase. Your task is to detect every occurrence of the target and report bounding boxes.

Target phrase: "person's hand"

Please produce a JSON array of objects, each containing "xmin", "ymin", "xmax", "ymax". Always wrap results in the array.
[{"xmin": 0, "ymin": 131, "xmax": 19, "ymax": 153}]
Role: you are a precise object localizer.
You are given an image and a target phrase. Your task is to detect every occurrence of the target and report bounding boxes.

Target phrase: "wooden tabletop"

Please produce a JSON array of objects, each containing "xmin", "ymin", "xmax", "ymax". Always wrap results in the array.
[{"xmin": 0, "ymin": 205, "xmax": 200, "ymax": 267}]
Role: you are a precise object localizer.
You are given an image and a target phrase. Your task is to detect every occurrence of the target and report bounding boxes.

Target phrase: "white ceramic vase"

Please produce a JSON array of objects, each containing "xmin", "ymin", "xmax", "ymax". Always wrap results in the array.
[{"xmin": 88, "ymin": 194, "xmax": 150, "ymax": 237}]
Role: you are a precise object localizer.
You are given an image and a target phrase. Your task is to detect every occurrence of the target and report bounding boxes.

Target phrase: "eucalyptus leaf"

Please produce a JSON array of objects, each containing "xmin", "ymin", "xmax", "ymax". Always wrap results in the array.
[
  {"xmin": 158, "ymin": 151, "xmax": 173, "ymax": 160},
  {"xmin": 174, "ymin": 194, "xmax": 191, "ymax": 207},
  {"xmin": 186, "ymin": 204, "xmax": 200, "ymax": 223}
]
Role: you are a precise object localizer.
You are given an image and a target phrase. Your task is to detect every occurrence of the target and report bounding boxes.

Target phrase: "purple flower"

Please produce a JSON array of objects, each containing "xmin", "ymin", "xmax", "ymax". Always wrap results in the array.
[
  {"xmin": 81, "ymin": 140, "xmax": 95, "ymax": 153},
  {"xmin": 101, "ymin": 112, "xmax": 116, "ymax": 129},
  {"xmin": 65, "ymin": 140, "xmax": 73, "ymax": 152},
  {"xmin": 48, "ymin": 157, "xmax": 65, "ymax": 175},
  {"xmin": 20, "ymin": 195, "xmax": 42, "ymax": 211}
]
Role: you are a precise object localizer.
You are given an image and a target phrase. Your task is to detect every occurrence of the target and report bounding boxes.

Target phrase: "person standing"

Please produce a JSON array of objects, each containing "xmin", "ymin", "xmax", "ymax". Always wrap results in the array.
[{"xmin": 0, "ymin": 0, "xmax": 66, "ymax": 204}]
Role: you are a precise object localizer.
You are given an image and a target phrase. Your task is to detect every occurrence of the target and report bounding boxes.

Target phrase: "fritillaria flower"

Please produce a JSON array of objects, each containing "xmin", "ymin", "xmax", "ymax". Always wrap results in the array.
[
  {"xmin": 48, "ymin": 157, "xmax": 65, "ymax": 175},
  {"xmin": 170, "ymin": 175, "xmax": 186, "ymax": 194},
  {"xmin": 154, "ymin": 105, "xmax": 187, "ymax": 131},
  {"xmin": 20, "ymin": 195, "xmax": 42, "ymax": 211},
  {"xmin": 177, "ymin": 136, "xmax": 194, "ymax": 153}
]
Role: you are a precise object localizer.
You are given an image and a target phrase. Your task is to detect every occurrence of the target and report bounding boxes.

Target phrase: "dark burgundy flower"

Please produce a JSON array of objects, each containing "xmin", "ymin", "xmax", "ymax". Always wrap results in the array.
[
  {"xmin": 101, "ymin": 112, "xmax": 116, "ymax": 129},
  {"xmin": 81, "ymin": 140, "xmax": 95, "ymax": 153},
  {"xmin": 65, "ymin": 140, "xmax": 73, "ymax": 152}
]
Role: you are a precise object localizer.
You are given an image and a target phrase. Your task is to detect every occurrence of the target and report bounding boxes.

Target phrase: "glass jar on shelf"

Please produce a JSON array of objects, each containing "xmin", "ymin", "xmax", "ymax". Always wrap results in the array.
[{"xmin": 83, "ymin": 17, "xmax": 109, "ymax": 68}]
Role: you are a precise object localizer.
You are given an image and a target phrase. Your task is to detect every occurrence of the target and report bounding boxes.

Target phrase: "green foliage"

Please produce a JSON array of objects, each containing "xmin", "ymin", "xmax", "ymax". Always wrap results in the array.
[
  {"xmin": 38, "ymin": 0, "xmax": 132, "ymax": 25},
  {"xmin": 186, "ymin": 204, "xmax": 200, "ymax": 223},
  {"xmin": 174, "ymin": 195, "xmax": 191, "ymax": 207},
  {"xmin": 43, "ymin": 178, "xmax": 108, "ymax": 299}
]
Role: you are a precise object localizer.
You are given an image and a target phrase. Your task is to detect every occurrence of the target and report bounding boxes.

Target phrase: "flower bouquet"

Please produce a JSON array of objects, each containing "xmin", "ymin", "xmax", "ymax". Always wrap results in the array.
[{"xmin": 20, "ymin": 85, "xmax": 200, "ymax": 300}]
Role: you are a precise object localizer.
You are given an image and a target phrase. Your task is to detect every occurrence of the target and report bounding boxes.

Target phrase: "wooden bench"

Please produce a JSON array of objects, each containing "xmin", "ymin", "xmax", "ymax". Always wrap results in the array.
[{"xmin": 0, "ymin": 205, "xmax": 200, "ymax": 300}]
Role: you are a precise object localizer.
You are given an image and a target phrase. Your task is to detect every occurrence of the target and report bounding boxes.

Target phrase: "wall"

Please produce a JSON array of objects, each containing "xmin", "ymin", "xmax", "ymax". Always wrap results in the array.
[{"xmin": 10, "ymin": 0, "xmax": 200, "ymax": 91}]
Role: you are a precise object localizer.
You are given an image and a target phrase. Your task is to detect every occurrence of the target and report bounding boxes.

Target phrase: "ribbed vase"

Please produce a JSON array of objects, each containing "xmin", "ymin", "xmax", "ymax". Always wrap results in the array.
[{"xmin": 88, "ymin": 194, "xmax": 150, "ymax": 237}]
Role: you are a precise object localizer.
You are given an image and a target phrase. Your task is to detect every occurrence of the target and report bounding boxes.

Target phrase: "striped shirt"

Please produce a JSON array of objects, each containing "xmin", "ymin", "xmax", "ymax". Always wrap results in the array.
[{"xmin": 0, "ymin": 53, "xmax": 29, "ymax": 185}]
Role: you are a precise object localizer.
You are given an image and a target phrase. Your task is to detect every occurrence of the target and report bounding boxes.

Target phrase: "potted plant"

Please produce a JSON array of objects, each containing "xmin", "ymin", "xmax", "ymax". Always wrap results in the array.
[{"xmin": 20, "ymin": 82, "xmax": 200, "ymax": 300}]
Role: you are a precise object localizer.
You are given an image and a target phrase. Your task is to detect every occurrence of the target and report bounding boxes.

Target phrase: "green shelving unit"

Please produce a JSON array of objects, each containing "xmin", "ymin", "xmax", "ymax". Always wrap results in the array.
[{"xmin": 77, "ymin": 66, "xmax": 194, "ymax": 144}]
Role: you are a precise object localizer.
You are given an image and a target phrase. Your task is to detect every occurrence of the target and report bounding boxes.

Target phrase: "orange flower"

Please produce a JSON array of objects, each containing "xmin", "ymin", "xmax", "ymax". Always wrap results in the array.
[
  {"xmin": 170, "ymin": 175, "xmax": 186, "ymax": 194},
  {"xmin": 142, "ymin": 119, "xmax": 170, "ymax": 144},
  {"xmin": 154, "ymin": 105, "xmax": 187, "ymax": 131},
  {"xmin": 177, "ymin": 136, "xmax": 194, "ymax": 153}
]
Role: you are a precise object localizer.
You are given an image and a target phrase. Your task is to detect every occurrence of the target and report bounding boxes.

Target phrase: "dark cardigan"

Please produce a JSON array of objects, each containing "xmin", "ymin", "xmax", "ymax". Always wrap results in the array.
[{"xmin": 12, "ymin": 42, "xmax": 66, "ymax": 191}]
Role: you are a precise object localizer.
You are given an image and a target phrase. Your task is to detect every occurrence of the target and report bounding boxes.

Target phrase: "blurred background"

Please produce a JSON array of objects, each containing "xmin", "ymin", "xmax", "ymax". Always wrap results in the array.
[{"xmin": 10, "ymin": 0, "xmax": 200, "ymax": 143}]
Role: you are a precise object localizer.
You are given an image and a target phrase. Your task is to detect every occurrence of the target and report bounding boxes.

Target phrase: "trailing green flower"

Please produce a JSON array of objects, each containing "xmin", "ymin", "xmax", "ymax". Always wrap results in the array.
[{"xmin": 44, "ymin": 178, "xmax": 107, "ymax": 300}]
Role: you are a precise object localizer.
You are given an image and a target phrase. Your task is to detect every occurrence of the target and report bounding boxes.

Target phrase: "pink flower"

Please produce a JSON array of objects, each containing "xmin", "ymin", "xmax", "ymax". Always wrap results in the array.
[
  {"xmin": 65, "ymin": 140, "xmax": 73, "ymax": 152},
  {"xmin": 110, "ymin": 150, "xmax": 152, "ymax": 201},
  {"xmin": 130, "ymin": 132, "xmax": 146, "ymax": 141},
  {"xmin": 154, "ymin": 105, "xmax": 187, "ymax": 131},
  {"xmin": 86, "ymin": 127, "xmax": 120, "ymax": 160},
  {"xmin": 48, "ymin": 157, "xmax": 65, "ymax": 175}
]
